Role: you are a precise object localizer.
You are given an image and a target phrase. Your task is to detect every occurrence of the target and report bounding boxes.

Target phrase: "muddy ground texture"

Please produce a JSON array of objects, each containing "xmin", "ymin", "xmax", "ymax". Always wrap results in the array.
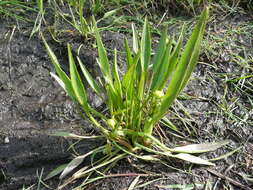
[{"xmin": 0, "ymin": 6, "xmax": 253, "ymax": 190}]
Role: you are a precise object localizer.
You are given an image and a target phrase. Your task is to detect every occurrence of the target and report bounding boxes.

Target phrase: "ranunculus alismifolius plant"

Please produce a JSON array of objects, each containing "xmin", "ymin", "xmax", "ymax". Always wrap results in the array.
[{"xmin": 43, "ymin": 7, "xmax": 229, "ymax": 185}]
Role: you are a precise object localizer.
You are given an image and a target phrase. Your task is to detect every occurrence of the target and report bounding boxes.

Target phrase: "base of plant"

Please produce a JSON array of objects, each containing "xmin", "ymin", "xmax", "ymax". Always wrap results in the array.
[{"xmin": 46, "ymin": 131, "xmax": 229, "ymax": 189}]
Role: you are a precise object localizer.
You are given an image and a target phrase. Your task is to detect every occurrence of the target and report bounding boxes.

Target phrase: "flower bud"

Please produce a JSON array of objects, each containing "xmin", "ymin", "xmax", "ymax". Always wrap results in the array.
[
  {"xmin": 107, "ymin": 118, "xmax": 116, "ymax": 128},
  {"xmin": 154, "ymin": 90, "xmax": 164, "ymax": 99}
]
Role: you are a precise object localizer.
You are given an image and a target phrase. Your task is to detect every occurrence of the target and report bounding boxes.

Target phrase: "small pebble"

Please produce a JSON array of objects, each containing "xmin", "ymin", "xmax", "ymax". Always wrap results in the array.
[{"xmin": 4, "ymin": 137, "xmax": 10, "ymax": 144}]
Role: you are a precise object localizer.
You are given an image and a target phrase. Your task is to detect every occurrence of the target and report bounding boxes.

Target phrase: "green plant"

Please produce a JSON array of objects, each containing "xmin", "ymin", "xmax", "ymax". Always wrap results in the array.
[
  {"xmin": 30, "ymin": 0, "xmax": 45, "ymax": 37},
  {"xmin": 0, "ymin": 0, "xmax": 35, "ymax": 22},
  {"xmin": 51, "ymin": 0, "xmax": 118, "ymax": 39},
  {"xmin": 42, "ymin": 7, "xmax": 228, "ymax": 188}
]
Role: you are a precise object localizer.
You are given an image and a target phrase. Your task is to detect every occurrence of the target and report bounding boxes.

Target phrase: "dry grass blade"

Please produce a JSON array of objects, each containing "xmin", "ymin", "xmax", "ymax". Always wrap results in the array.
[
  {"xmin": 171, "ymin": 140, "xmax": 230, "ymax": 154},
  {"xmin": 128, "ymin": 176, "xmax": 140, "ymax": 190},
  {"xmin": 60, "ymin": 147, "xmax": 104, "ymax": 179},
  {"xmin": 172, "ymin": 153, "xmax": 215, "ymax": 166}
]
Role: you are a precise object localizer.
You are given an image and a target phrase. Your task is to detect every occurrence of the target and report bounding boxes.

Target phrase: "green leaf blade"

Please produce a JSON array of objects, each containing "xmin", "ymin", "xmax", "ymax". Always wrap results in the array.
[
  {"xmin": 68, "ymin": 44, "xmax": 89, "ymax": 110},
  {"xmin": 124, "ymin": 38, "xmax": 133, "ymax": 69},
  {"xmin": 151, "ymin": 38, "xmax": 173, "ymax": 91},
  {"xmin": 178, "ymin": 8, "xmax": 209, "ymax": 93},
  {"xmin": 151, "ymin": 26, "xmax": 168, "ymax": 75},
  {"xmin": 132, "ymin": 23, "xmax": 139, "ymax": 54},
  {"xmin": 45, "ymin": 164, "xmax": 68, "ymax": 180},
  {"xmin": 112, "ymin": 48, "xmax": 123, "ymax": 100},
  {"xmin": 140, "ymin": 17, "xmax": 151, "ymax": 72},
  {"xmin": 77, "ymin": 57, "xmax": 104, "ymax": 96},
  {"xmin": 42, "ymin": 35, "xmax": 76, "ymax": 101},
  {"xmin": 94, "ymin": 19, "xmax": 112, "ymax": 84},
  {"xmin": 152, "ymin": 7, "xmax": 209, "ymax": 123}
]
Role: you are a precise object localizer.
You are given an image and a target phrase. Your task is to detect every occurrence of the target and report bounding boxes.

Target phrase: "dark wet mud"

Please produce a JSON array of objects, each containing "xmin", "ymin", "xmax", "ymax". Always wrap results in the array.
[
  {"xmin": 0, "ymin": 20, "xmax": 95, "ymax": 189},
  {"xmin": 0, "ymin": 8, "xmax": 253, "ymax": 190}
]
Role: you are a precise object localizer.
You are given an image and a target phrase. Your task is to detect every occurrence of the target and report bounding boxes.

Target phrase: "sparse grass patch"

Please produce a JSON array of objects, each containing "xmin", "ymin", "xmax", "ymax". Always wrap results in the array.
[
  {"xmin": 0, "ymin": 0, "xmax": 36, "ymax": 22},
  {"xmin": 201, "ymin": 11, "xmax": 253, "ymax": 123}
]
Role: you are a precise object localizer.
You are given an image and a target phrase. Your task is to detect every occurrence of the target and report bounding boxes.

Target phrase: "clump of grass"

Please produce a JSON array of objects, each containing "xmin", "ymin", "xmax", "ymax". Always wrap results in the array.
[{"xmin": 42, "ymin": 7, "xmax": 229, "ymax": 188}]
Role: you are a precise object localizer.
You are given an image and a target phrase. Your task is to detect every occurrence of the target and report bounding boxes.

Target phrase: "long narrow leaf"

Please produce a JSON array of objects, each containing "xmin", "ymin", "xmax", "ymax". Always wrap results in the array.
[
  {"xmin": 60, "ymin": 147, "xmax": 103, "ymax": 179},
  {"xmin": 112, "ymin": 48, "xmax": 123, "ymax": 100},
  {"xmin": 172, "ymin": 153, "xmax": 215, "ymax": 166},
  {"xmin": 137, "ymin": 72, "xmax": 146, "ymax": 101},
  {"xmin": 73, "ymin": 153, "xmax": 127, "ymax": 179},
  {"xmin": 122, "ymin": 51, "xmax": 140, "ymax": 91},
  {"xmin": 124, "ymin": 38, "xmax": 133, "ymax": 69},
  {"xmin": 122, "ymin": 63, "xmax": 136, "ymax": 98},
  {"xmin": 171, "ymin": 7, "xmax": 208, "ymax": 98},
  {"xmin": 50, "ymin": 73, "xmax": 67, "ymax": 91},
  {"xmin": 151, "ymin": 26, "xmax": 168, "ymax": 76},
  {"xmin": 132, "ymin": 23, "xmax": 139, "ymax": 54},
  {"xmin": 151, "ymin": 38, "xmax": 173, "ymax": 90},
  {"xmin": 68, "ymin": 44, "xmax": 89, "ymax": 110},
  {"xmin": 178, "ymin": 12, "xmax": 209, "ymax": 94},
  {"xmin": 45, "ymin": 164, "xmax": 68, "ymax": 180},
  {"xmin": 172, "ymin": 140, "xmax": 230, "ymax": 154},
  {"xmin": 77, "ymin": 57, "xmax": 104, "ymax": 96},
  {"xmin": 93, "ymin": 17, "xmax": 112, "ymax": 84},
  {"xmin": 140, "ymin": 17, "xmax": 151, "ymax": 72},
  {"xmin": 161, "ymin": 32, "xmax": 184, "ymax": 89},
  {"xmin": 42, "ymin": 35, "xmax": 76, "ymax": 101},
  {"xmin": 152, "ymin": 7, "xmax": 209, "ymax": 123},
  {"xmin": 106, "ymin": 84, "xmax": 121, "ymax": 113},
  {"xmin": 135, "ymin": 142, "xmax": 214, "ymax": 166}
]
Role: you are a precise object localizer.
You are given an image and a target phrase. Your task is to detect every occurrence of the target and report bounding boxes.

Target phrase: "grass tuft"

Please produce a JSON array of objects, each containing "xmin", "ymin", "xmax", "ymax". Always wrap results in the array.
[{"xmin": 42, "ymin": 7, "xmax": 229, "ymax": 188}]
